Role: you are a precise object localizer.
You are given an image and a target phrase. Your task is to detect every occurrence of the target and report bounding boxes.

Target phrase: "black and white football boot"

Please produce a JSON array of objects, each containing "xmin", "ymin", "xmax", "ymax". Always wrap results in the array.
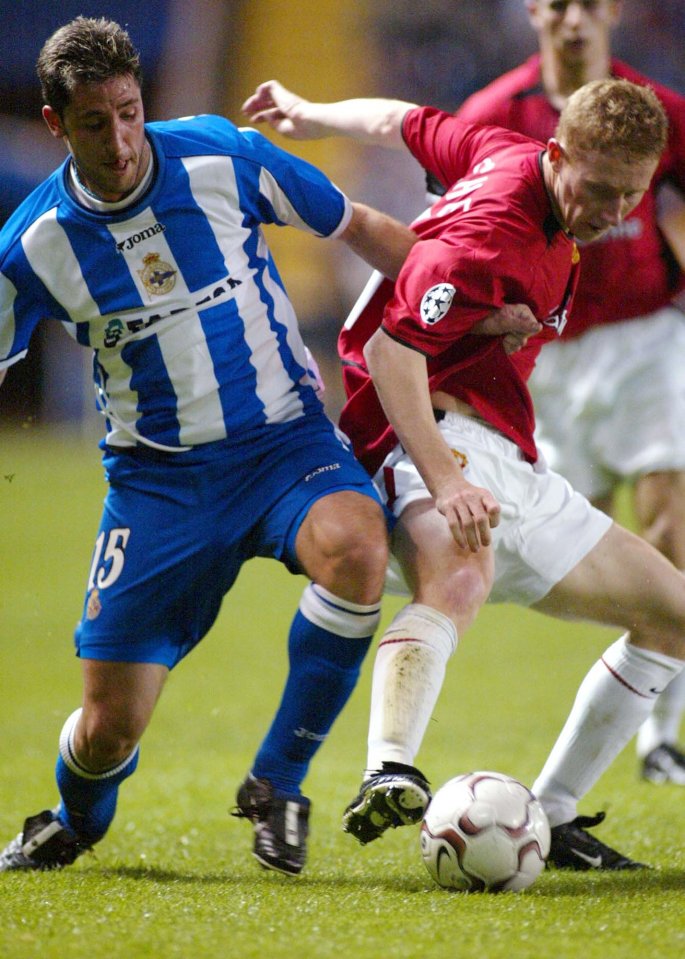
[
  {"xmin": 548, "ymin": 811, "xmax": 647, "ymax": 871},
  {"xmin": 0, "ymin": 809, "xmax": 92, "ymax": 872},
  {"xmin": 342, "ymin": 761, "xmax": 431, "ymax": 845},
  {"xmin": 232, "ymin": 773, "xmax": 310, "ymax": 876}
]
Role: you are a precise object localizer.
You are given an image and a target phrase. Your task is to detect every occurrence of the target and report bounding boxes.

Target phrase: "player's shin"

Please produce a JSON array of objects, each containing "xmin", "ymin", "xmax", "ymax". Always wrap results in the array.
[
  {"xmin": 533, "ymin": 635, "xmax": 685, "ymax": 826},
  {"xmin": 366, "ymin": 603, "xmax": 457, "ymax": 774},
  {"xmin": 251, "ymin": 584, "xmax": 381, "ymax": 794},
  {"xmin": 55, "ymin": 708, "xmax": 140, "ymax": 843}
]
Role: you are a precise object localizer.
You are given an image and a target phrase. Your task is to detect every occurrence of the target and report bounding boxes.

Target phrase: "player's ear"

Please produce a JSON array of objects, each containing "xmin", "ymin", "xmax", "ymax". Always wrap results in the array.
[
  {"xmin": 547, "ymin": 138, "xmax": 566, "ymax": 169},
  {"xmin": 42, "ymin": 105, "xmax": 67, "ymax": 140}
]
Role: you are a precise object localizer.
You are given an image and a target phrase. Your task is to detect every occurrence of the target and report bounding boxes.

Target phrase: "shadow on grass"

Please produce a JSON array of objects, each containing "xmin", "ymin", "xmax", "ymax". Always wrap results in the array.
[
  {"xmin": 86, "ymin": 862, "xmax": 685, "ymax": 897},
  {"xmin": 532, "ymin": 867, "xmax": 685, "ymax": 897},
  {"xmin": 86, "ymin": 862, "xmax": 430, "ymax": 893}
]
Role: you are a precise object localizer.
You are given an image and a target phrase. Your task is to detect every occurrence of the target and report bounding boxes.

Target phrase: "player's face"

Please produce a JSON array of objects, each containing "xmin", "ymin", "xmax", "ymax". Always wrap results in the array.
[
  {"xmin": 43, "ymin": 74, "xmax": 149, "ymax": 202},
  {"xmin": 528, "ymin": 0, "xmax": 621, "ymax": 69},
  {"xmin": 549, "ymin": 144, "xmax": 657, "ymax": 243}
]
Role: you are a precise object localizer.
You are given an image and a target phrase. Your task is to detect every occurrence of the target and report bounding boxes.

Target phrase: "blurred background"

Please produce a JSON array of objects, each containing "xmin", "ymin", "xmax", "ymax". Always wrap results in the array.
[{"xmin": 1, "ymin": 0, "xmax": 684, "ymax": 431}]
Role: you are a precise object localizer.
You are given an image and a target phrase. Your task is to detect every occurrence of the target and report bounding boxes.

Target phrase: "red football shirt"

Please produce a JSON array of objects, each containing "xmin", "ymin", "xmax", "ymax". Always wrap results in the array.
[
  {"xmin": 455, "ymin": 55, "xmax": 685, "ymax": 336},
  {"xmin": 339, "ymin": 108, "xmax": 579, "ymax": 475}
]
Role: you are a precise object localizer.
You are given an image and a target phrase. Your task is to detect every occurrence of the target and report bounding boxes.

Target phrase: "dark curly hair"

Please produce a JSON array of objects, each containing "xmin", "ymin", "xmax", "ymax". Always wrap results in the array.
[{"xmin": 36, "ymin": 16, "xmax": 143, "ymax": 116}]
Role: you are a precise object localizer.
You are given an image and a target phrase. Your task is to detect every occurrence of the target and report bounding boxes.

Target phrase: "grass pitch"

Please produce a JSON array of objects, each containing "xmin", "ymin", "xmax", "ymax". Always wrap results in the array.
[{"xmin": 1, "ymin": 427, "xmax": 684, "ymax": 959}]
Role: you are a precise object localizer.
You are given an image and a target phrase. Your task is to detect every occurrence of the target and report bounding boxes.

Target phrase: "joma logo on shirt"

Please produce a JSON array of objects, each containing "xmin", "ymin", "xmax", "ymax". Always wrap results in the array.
[{"xmin": 116, "ymin": 222, "xmax": 166, "ymax": 253}]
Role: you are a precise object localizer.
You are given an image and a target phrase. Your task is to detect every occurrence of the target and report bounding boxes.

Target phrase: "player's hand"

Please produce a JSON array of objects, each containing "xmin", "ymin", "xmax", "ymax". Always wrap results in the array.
[
  {"xmin": 471, "ymin": 303, "xmax": 541, "ymax": 354},
  {"xmin": 242, "ymin": 80, "xmax": 320, "ymax": 139},
  {"xmin": 434, "ymin": 477, "xmax": 500, "ymax": 552}
]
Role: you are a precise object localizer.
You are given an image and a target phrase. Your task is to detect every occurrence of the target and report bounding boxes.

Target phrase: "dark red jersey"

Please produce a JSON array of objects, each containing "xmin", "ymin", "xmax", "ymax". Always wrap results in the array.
[
  {"xmin": 455, "ymin": 55, "xmax": 685, "ymax": 336},
  {"xmin": 339, "ymin": 108, "xmax": 579, "ymax": 475}
]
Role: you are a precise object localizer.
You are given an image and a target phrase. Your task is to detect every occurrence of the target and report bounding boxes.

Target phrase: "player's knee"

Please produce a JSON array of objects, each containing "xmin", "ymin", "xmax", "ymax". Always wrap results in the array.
[
  {"xmin": 643, "ymin": 512, "xmax": 684, "ymax": 564},
  {"xmin": 76, "ymin": 710, "xmax": 141, "ymax": 771},
  {"xmin": 432, "ymin": 563, "xmax": 491, "ymax": 629},
  {"xmin": 331, "ymin": 515, "xmax": 388, "ymax": 576},
  {"xmin": 636, "ymin": 476, "xmax": 685, "ymax": 565},
  {"xmin": 320, "ymin": 514, "xmax": 388, "ymax": 596},
  {"xmin": 298, "ymin": 493, "xmax": 389, "ymax": 601}
]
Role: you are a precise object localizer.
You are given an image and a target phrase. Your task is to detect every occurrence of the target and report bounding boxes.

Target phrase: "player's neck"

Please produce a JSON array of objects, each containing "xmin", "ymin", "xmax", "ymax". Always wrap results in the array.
[
  {"xmin": 540, "ymin": 52, "xmax": 612, "ymax": 112},
  {"xmin": 539, "ymin": 151, "xmax": 571, "ymax": 238},
  {"xmin": 70, "ymin": 139, "xmax": 154, "ymax": 213}
]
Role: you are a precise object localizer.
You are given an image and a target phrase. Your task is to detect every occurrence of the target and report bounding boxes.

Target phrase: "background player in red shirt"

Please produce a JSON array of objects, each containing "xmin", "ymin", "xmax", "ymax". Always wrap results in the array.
[
  {"xmin": 453, "ymin": 0, "xmax": 685, "ymax": 786},
  {"xmin": 242, "ymin": 76, "xmax": 685, "ymax": 870}
]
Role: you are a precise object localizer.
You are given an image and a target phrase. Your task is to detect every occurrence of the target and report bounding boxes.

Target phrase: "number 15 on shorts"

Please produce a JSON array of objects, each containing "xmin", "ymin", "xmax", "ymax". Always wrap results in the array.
[{"xmin": 87, "ymin": 527, "xmax": 131, "ymax": 590}]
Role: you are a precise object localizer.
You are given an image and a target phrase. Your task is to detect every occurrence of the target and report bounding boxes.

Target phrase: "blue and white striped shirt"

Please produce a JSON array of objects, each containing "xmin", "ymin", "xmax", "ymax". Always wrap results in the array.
[{"xmin": 0, "ymin": 114, "xmax": 351, "ymax": 451}]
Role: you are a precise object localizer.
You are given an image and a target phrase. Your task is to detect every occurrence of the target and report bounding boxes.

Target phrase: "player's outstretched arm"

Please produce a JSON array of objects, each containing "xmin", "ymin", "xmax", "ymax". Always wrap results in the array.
[
  {"xmin": 341, "ymin": 203, "xmax": 417, "ymax": 280},
  {"xmin": 242, "ymin": 80, "xmax": 415, "ymax": 149}
]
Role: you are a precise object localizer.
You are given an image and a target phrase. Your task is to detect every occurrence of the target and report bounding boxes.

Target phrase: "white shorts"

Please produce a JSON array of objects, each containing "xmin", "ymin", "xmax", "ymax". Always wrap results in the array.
[
  {"xmin": 529, "ymin": 306, "xmax": 685, "ymax": 500},
  {"xmin": 378, "ymin": 412, "xmax": 612, "ymax": 607}
]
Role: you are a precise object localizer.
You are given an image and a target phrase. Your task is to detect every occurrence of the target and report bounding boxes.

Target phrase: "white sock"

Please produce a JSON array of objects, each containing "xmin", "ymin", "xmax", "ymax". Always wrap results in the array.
[
  {"xmin": 636, "ymin": 666, "xmax": 685, "ymax": 757},
  {"xmin": 365, "ymin": 604, "xmax": 457, "ymax": 773},
  {"xmin": 299, "ymin": 583, "xmax": 382, "ymax": 638},
  {"xmin": 59, "ymin": 707, "xmax": 139, "ymax": 779},
  {"xmin": 532, "ymin": 635, "xmax": 685, "ymax": 826}
]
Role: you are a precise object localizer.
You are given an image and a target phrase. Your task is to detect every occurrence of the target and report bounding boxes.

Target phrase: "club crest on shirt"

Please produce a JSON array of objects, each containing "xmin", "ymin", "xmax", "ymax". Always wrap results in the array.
[
  {"xmin": 138, "ymin": 252, "xmax": 177, "ymax": 296},
  {"xmin": 420, "ymin": 283, "xmax": 456, "ymax": 325}
]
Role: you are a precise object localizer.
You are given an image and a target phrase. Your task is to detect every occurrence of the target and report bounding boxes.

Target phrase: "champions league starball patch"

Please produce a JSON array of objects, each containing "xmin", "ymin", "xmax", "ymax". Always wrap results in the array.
[{"xmin": 419, "ymin": 283, "xmax": 456, "ymax": 325}]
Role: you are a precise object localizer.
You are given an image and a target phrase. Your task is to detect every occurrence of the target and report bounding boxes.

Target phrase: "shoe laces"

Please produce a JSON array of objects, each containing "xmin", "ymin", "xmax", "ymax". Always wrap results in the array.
[{"xmin": 569, "ymin": 810, "xmax": 606, "ymax": 832}]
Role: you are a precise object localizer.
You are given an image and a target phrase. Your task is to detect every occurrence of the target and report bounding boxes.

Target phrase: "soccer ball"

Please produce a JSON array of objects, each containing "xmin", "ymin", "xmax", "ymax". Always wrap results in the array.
[{"xmin": 419, "ymin": 771, "xmax": 550, "ymax": 892}]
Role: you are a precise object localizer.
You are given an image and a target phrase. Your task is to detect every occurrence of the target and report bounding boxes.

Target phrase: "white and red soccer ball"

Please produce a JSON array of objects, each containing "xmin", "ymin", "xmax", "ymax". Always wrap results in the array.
[{"xmin": 420, "ymin": 771, "xmax": 550, "ymax": 892}]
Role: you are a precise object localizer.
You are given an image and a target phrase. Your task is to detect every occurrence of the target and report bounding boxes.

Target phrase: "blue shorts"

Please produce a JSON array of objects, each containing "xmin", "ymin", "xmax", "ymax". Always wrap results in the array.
[{"xmin": 75, "ymin": 415, "xmax": 383, "ymax": 668}]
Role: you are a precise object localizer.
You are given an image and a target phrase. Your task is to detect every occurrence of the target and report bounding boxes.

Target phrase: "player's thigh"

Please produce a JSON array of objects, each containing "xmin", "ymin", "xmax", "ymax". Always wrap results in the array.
[
  {"xmin": 295, "ymin": 488, "xmax": 387, "ymax": 559},
  {"xmin": 393, "ymin": 498, "xmax": 493, "ymax": 630},
  {"xmin": 78, "ymin": 458, "xmax": 240, "ymax": 668},
  {"xmin": 533, "ymin": 522, "xmax": 685, "ymax": 646}
]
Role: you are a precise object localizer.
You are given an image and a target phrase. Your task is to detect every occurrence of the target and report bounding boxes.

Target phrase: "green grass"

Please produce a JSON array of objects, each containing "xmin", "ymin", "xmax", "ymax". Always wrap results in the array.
[{"xmin": 1, "ymin": 427, "xmax": 684, "ymax": 959}]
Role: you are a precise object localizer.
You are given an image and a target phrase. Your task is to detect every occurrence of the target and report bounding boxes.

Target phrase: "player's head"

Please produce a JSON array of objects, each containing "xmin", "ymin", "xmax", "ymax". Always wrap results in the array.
[
  {"xmin": 545, "ymin": 78, "xmax": 667, "ymax": 242},
  {"xmin": 37, "ymin": 17, "xmax": 143, "ymax": 117},
  {"xmin": 526, "ymin": 1, "xmax": 622, "ymax": 68},
  {"xmin": 37, "ymin": 18, "xmax": 148, "ymax": 204}
]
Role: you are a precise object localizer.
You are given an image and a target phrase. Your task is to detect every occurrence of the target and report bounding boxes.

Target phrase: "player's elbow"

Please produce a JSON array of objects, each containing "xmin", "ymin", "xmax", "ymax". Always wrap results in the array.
[
  {"xmin": 363, "ymin": 328, "xmax": 391, "ymax": 378},
  {"xmin": 369, "ymin": 100, "xmax": 416, "ymax": 147}
]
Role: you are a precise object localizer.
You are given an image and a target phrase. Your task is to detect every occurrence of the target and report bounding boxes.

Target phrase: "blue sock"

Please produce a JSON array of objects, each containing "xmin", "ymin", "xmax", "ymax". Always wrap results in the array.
[
  {"xmin": 55, "ymin": 708, "xmax": 140, "ymax": 843},
  {"xmin": 252, "ymin": 584, "xmax": 381, "ymax": 795}
]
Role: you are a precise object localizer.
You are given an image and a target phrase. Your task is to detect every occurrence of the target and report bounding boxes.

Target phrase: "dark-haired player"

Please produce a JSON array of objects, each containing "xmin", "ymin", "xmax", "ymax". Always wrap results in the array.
[{"xmin": 0, "ymin": 15, "xmax": 418, "ymax": 876}]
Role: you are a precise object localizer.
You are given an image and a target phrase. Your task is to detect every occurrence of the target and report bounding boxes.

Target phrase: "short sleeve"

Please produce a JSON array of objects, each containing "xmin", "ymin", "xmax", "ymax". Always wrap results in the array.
[
  {"xmin": 237, "ymin": 127, "xmax": 351, "ymax": 237},
  {"xmin": 382, "ymin": 237, "xmax": 509, "ymax": 356}
]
